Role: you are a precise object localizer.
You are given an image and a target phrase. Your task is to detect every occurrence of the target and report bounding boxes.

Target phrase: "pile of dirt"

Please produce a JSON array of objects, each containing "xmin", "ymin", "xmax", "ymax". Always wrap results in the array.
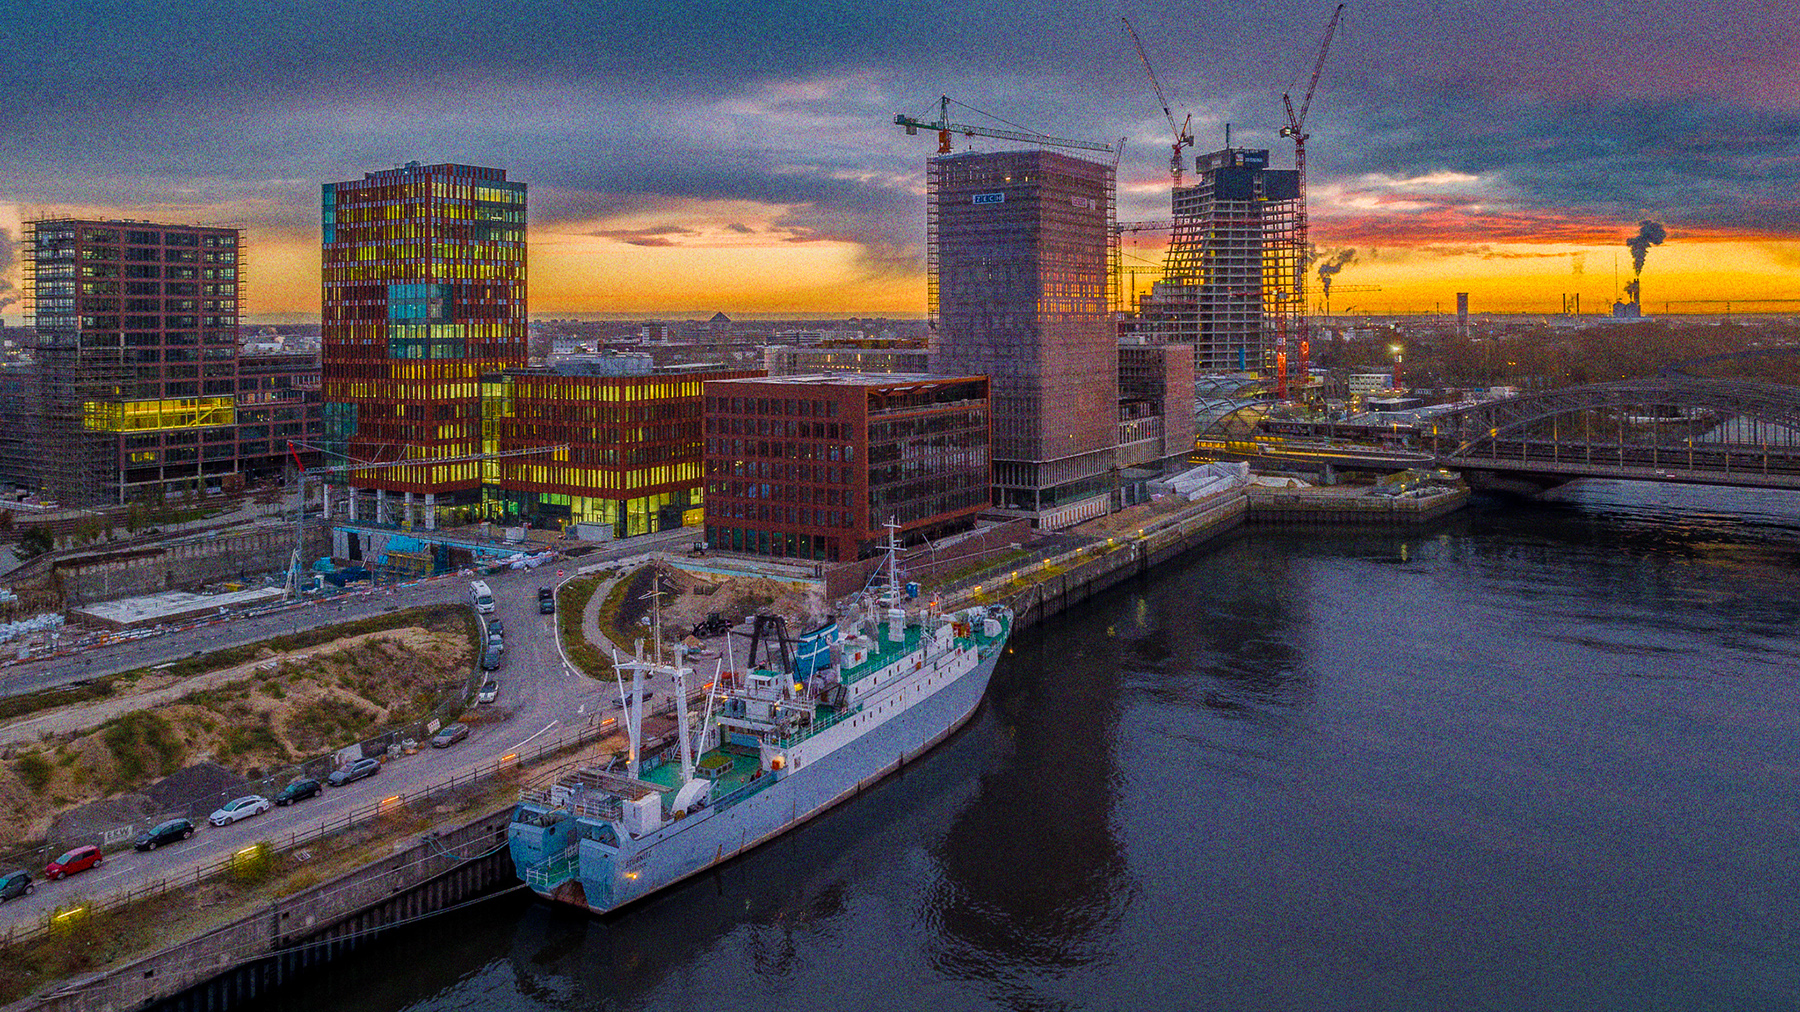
[
  {"xmin": 144, "ymin": 761, "xmax": 247, "ymax": 814},
  {"xmin": 47, "ymin": 794, "xmax": 160, "ymax": 847},
  {"xmin": 617, "ymin": 563, "xmax": 820, "ymax": 643}
]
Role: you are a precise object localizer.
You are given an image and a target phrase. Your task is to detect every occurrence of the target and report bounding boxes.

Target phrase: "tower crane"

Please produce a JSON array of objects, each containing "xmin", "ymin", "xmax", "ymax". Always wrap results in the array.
[
  {"xmin": 894, "ymin": 96, "xmax": 1115, "ymax": 155},
  {"xmin": 1120, "ymin": 17, "xmax": 1194, "ymax": 186},
  {"xmin": 1276, "ymin": 2, "xmax": 1346, "ymax": 401}
]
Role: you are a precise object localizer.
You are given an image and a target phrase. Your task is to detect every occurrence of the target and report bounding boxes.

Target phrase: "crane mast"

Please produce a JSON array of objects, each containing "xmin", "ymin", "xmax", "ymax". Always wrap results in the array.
[{"xmin": 1276, "ymin": 2, "xmax": 1346, "ymax": 401}]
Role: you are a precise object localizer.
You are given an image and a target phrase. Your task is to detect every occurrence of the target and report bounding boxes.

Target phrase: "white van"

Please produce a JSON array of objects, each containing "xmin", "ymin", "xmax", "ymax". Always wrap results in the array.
[{"xmin": 469, "ymin": 580, "xmax": 496, "ymax": 614}]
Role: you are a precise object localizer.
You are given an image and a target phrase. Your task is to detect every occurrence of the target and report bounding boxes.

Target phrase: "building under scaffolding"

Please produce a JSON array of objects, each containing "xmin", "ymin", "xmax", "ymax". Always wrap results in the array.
[
  {"xmin": 1132, "ymin": 148, "xmax": 1299, "ymax": 376},
  {"xmin": 928, "ymin": 148, "xmax": 1121, "ymax": 529},
  {"xmin": 19, "ymin": 219, "xmax": 307, "ymax": 506}
]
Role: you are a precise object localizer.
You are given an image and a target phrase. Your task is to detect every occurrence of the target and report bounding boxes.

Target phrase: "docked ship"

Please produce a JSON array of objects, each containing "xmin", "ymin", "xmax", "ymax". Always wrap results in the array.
[{"xmin": 508, "ymin": 533, "xmax": 1013, "ymax": 915}]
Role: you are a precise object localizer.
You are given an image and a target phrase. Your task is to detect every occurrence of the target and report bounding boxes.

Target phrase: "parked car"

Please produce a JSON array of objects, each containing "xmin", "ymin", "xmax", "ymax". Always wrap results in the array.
[
  {"xmin": 44, "ymin": 846, "xmax": 102, "ymax": 880},
  {"xmin": 486, "ymin": 618, "xmax": 504, "ymax": 639},
  {"xmin": 133, "ymin": 818, "xmax": 195, "ymax": 852},
  {"xmin": 327, "ymin": 757, "xmax": 382, "ymax": 786},
  {"xmin": 274, "ymin": 779, "xmax": 322, "ymax": 806},
  {"xmin": 431, "ymin": 723, "xmax": 470, "ymax": 748},
  {"xmin": 0, "ymin": 870, "xmax": 34, "ymax": 901},
  {"xmin": 209, "ymin": 795, "xmax": 272, "ymax": 827},
  {"xmin": 486, "ymin": 631, "xmax": 505, "ymax": 653},
  {"xmin": 538, "ymin": 586, "xmax": 556, "ymax": 614},
  {"xmin": 478, "ymin": 680, "xmax": 499, "ymax": 704},
  {"xmin": 481, "ymin": 643, "xmax": 504, "ymax": 671}
]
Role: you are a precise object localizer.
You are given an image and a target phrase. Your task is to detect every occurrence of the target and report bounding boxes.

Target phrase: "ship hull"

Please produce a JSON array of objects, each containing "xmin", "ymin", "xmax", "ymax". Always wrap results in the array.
[{"xmin": 518, "ymin": 642, "xmax": 1004, "ymax": 916}]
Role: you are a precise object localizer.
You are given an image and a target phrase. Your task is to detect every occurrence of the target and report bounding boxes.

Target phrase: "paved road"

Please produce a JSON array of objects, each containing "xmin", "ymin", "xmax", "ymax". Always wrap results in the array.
[{"xmin": 0, "ymin": 527, "xmax": 696, "ymax": 929}]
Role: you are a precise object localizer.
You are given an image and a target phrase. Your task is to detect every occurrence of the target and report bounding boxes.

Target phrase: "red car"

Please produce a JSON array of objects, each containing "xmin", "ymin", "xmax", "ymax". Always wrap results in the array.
[{"xmin": 44, "ymin": 845, "xmax": 102, "ymax": 880}]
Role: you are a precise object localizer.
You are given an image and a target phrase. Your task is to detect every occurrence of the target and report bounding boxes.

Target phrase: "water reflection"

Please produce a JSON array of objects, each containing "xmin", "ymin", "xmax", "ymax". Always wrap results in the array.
[
  {"xmin": 923, "ymin": 616, "xmax": 1132, "ymax": 1006},
  {"xmin": 252, "ymin": 480, "xmax": 1800, "ymax": 1012}
]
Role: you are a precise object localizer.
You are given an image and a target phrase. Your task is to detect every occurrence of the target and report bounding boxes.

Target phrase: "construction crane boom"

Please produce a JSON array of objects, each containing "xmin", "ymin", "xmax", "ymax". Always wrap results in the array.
[
  {"xmin": 1121, "ymin": 16, "xmax": 1194, "ymax": 185},
  {"xmin": 894, "ymin": 96, "xmax": 1114, "ymax": 155},
  {"xmin": 1275, "ymin": 2, "xmax": 1346, "ymax": 401},
  {"xmin": 1280, "ymin": 3, "xmax": 1346, "ymax": 183}
]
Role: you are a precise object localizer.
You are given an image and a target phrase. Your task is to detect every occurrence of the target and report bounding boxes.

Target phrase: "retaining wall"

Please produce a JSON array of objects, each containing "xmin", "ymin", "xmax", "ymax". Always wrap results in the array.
[
  {"xmin": 16, "ymin": 808, "xmax": 518, "ymax": 1012},
  {"xmin": 1246, "ymin": 487, "xmax": 1470, "ymax": 525}
]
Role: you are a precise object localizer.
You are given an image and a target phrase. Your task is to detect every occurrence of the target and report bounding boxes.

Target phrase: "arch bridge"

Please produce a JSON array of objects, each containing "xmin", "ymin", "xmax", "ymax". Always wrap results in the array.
[{"xmin": 1417, "ymin": 379, "xmax": 1800, "ymax": 494}]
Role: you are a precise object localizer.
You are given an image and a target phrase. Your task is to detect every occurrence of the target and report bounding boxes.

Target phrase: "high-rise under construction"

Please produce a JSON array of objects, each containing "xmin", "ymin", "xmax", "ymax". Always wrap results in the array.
[
  {"xmin": 19, "ymin": 219, "xmax": 305, "ymax": 505},
  {"xmin": 1134, "ymin": 148, "xmax": 1299, "ymax": 376},
  {"xmin": 928, "ymin": 148, "xmax": 1119, "ymax": 529}
]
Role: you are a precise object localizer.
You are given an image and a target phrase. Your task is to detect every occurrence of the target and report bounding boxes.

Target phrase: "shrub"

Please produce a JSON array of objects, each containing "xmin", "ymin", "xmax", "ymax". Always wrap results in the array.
[
  {"xmin": 99, "ymin": 712, "xmax": 184, "ymax": 784},
  {"xmin": 15, "ymin": 753, "xmax": 51, "ymax": 793}
]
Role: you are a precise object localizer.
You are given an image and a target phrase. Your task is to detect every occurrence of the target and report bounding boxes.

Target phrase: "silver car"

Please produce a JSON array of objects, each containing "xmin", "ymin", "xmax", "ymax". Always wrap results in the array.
[{"xmin": 209, "ymin": 795, "xmax": 271, "ymax": 826}]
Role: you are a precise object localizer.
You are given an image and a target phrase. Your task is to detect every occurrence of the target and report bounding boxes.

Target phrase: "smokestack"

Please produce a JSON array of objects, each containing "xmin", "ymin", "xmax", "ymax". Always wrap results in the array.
[{"xmin": 1625, "ymin": 220, "xmax": 1666, "ymax": 304}]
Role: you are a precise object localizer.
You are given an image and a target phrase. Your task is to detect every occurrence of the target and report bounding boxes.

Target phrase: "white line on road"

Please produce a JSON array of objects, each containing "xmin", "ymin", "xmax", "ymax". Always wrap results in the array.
[{"xmin": 514, "ymin": 720, "xmax": 559, "ymax": 750}]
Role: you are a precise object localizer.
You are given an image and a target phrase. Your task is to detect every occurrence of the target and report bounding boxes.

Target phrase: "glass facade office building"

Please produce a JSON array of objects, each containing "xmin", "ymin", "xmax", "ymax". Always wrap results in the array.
[{"xmin": 321, "ymin": 162, "xmax": 527, "ymax": 510}]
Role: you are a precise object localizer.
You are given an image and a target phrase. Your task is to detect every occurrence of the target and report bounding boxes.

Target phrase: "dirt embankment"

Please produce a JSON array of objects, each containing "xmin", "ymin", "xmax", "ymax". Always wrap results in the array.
[
  {"xmin": 0, "ymin": 623, "xmax": 473, "ymax": 846},
  {"xmin": 609, "ymin": 563, "xmax": 821, "ymax": 648}
]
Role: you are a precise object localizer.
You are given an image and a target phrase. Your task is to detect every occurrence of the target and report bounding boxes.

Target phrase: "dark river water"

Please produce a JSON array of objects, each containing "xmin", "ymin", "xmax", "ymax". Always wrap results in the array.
[{"xmin": 266, "ymin": 481, "xmax": 1800, "ymax": 1012}]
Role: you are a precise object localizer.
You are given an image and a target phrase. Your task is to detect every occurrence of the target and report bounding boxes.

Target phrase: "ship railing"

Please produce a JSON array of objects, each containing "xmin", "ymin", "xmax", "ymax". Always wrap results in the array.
[
  {"xmin": 524, "ymin": 844, "xmax": 580, "ymax": 890},
  {"xmin": 772, "ymin": 703, "xmax": 864, "ymax": 749},
  {"xmin": 569, "ymin": 796, "xmax": 624, "ymax": 822},
  {"xmin": 712, "ymin": 769, "xmax": 782, "ymax": 812}
]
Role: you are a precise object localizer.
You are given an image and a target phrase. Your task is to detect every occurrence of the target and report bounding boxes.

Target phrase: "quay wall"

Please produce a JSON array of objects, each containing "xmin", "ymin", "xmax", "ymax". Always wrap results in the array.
[
  {"xmin": 16, "ymin": 809, "xmax": 518, "ymax": 1012},
  {"xmin": 12, "ymin": 484, "xmax": 1469, "ymax": 1010},
  {"xmin": 1246, "ymin": 487, "xmax": 1469, "ymax": 526}
]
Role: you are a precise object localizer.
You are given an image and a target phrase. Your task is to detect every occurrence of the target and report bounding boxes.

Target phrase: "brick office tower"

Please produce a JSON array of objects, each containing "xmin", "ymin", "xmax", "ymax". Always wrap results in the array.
[
  {"xmin": 321, "ymin": 162, "xmax": 526, "ymax": 528},
  {"xmin": 927, "ymin": 150, "xmax": 1118, "ymax": 530},
  {"xmin": 22, "ymin": 219, "xmax": 259, "ymax": 505}
]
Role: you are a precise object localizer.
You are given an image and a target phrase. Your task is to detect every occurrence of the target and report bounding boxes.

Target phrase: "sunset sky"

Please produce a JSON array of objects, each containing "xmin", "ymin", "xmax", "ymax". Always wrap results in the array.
[{"xmin": 3, "ymin": 0, "xmax": 1796, "ymax": 321}]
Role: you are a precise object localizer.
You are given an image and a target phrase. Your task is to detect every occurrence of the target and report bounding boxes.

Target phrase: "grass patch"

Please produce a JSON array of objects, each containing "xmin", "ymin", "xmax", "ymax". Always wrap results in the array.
[
  {"xmin": 121, "ymin": 603, "xmax": 479, "ymax": 685},
  {"xmin": 98, "ymin": 711, "xmax": 185, "ymax": 785},
  {"xmin": 558, "ymin": 576, "xmax": 614, "ymax": 679},
  {"xmin": 930, "ymin": 548, "xmax": 1034, "ymax": 589},
  {"xmin": 284, "ymin": 698, "xmax": 377, "ymax": 754},
  {"xmin": 0, "ymin": 679, "xmax": 119, "ymax": 726},
  {"xmin": 14, "ymin": 753, "xmax": 51, "ymax": 794}
]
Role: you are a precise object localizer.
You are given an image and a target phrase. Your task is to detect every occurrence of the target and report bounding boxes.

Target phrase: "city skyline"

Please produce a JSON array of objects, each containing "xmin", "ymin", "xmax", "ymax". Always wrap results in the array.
[{"xmin": 4, "ymin": 0, "xmax": 1796, "ymax": 321}]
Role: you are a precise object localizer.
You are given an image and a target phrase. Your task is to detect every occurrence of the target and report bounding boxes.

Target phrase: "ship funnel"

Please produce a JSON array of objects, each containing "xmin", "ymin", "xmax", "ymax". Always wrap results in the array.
[{"xmin": 887, "ymin": 606, "xmax": 906, "ymax": 642}]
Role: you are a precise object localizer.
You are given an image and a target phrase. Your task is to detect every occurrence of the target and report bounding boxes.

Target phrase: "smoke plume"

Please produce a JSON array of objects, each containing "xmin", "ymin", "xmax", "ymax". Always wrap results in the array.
[
  {"xmin": 1317, "ymin": 247, "xmax": 1357, "ymax": 301},
  {"xmin": 1626, "ymin": 220, "xmax": 1666, "ymax": 277}
]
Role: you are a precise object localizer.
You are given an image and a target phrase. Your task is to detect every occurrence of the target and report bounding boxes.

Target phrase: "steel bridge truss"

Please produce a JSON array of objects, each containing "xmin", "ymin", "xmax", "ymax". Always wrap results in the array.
[{"xmin": 1422, "ymin": 379, "xmax": 1800, "ymax": 486}]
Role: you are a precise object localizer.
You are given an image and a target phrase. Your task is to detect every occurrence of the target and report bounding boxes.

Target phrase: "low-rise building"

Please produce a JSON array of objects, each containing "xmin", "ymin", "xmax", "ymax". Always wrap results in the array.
[{"xmin": 703, "ymin": 374, "xmax": 990, "ymax": 562}]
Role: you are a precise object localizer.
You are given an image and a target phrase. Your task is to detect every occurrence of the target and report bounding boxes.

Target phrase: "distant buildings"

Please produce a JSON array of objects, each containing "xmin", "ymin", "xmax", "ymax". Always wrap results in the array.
[
  {"xmin": 17, "ymin": 219, "xmax": 315, "ymax": 504},
  {"xmin": 703, "ymin": 374, "xmax": 991, "ymax": 561},
  {"xmin": 764, "ymin": 343, "xmax": 930, "ymax": 376}
]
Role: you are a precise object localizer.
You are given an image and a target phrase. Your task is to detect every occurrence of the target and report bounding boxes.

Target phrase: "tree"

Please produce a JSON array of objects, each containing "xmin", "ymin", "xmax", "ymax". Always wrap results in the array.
[{"xmin": 16, "ymin": 526, "xmax": 53, "ymax": 559}]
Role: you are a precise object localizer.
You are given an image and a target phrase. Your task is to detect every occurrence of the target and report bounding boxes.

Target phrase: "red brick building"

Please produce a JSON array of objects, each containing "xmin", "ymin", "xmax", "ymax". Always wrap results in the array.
[{"xmin": 703, "ymin": 374, "xmax": 990, "ymax": 562}]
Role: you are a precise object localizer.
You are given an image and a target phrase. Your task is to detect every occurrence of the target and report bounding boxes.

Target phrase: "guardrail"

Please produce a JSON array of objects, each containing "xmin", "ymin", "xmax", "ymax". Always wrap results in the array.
[{"xmin": 0, "ymin": 717, "xmax": 620, "ymax": 949}]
